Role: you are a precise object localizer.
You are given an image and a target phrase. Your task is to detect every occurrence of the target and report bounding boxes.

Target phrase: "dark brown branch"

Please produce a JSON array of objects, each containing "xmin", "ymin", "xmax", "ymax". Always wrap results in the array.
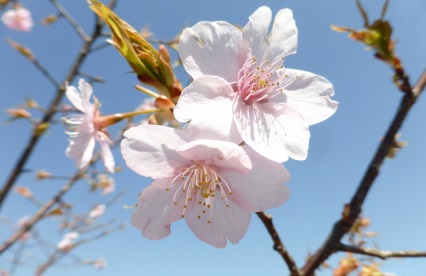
[
  {"xmin": 337, "ymin": 243, "xmax": 426, "ymax": 260},
  {"xmin": 256, "ymin": 212, "xmax": 301, "ymax": 276},
  {"xmin": 301, "ymin": 69, "xmax": 426, "ymax": 275},
  {"xmin": 0, "ymin": 1, "xmax": 116, "ymax": 211}
]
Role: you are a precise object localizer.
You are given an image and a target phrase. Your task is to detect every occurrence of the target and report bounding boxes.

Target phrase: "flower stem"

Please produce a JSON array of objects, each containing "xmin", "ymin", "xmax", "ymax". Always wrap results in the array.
[{"xmin": 135, "ymin": 85, "xmax": 160, "ymax": 98}]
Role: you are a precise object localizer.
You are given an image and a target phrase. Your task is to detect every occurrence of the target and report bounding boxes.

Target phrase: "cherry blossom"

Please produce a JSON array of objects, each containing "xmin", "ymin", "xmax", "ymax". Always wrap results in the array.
[
  {"xmin": 63, "ymin": 79, "xmax": 115, "ymax": 173},
  {"xmin": 175, "ymin": 6, "xmax": 338, "ymax": 163},
  {"xmin": 17, "ymin": 216, "xmax": 31, "ymax": 241},
  {"xmin": 1, "ymin": 7, "xmax": 33, "ymax": 32},
  {"xmin": 89, "ymin": 204, "xmax": 106, "ymax": 218},
  {"xmin": 57, "ymin": 232, "xmax": 79, "ymax": 250},
  {"xmin": 121, "ymin": 124, "xmax": 290, "ymax": 248},
  {"xmin": 93, "ymin": 258, "xmax": 107, "ymax": 269}
]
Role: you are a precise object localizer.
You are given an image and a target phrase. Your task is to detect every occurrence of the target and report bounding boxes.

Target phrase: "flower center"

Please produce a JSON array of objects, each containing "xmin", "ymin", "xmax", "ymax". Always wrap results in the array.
[
  {"xmin": 166, "ymin": 164, "xmax": 232, "ymax": 224},
  {"xmin": 236, "ymin": 55, "xmax": 294, "ymax": 105}
]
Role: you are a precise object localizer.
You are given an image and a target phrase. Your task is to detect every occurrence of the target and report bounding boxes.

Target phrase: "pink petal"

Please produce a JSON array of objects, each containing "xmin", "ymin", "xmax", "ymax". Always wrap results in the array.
[
  {"xmin": 98, "ymin": 135, "xmax": 115, "ymax": 173},
  {"xmin": 66, "ymin": 119, "xmax": 96, "ymax": 169},
  {"xmin": 276, "ymin": 68, "xmax": 339, "ymax": 125},
  {"xmin": 176, "ymin": 139, "xmax": 252, "ymax": 174},
  {"xmin": 242, "ymin": 6, "xmax": 272, "ymax": 61},
  {"xmin": 267, "ymin": 9, "xmax": 298, "ymax": 61},
  {"xmin": 174, "ymin": 76, "xmax": 241, "ymax": 143},
  {"xmin": 132, "ymin": 177, "xmax": 185, "ymax": 240},
  {"xmin": 221, "ymin": 145, "xmax": 290, "ymax": 212},
  {"xmin": 185, "ymin": 198, "xmax": 251, "ymax": 248},
  {"xmin": 179, "ymin": 22, "xmax": 248, "ymax": 82},
  {"xmin": 121, "ymin": 125, "xmax": 190, "ymax": 178},
  {"xmin": 1, "ymin": 8, "xmax": 33, "ymax": 32},
  {"xmin": 78, "ymin": 79, "xmax": 94, "ymax": 114},
  {"xmin": 234, "ymin": 99, "xmax": 310, "ymax": 162},
  {"xmin": 65, "ymin": 85, "xmax": 85, "ymax": 112}
]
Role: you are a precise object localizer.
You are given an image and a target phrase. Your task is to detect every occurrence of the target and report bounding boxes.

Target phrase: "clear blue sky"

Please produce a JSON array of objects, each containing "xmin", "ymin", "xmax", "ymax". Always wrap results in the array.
[{"xmin": 1, "ymin": 0, "xmax": 426, "ymax": 275}]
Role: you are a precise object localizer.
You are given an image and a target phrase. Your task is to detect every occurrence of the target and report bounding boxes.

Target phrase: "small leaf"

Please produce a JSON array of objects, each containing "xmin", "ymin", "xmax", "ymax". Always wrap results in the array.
[
  {"xmin": 356, "ymin": 0, "xmax": 369, "ymax": 27},
  {"xmin": 40, "ymin": 14, "xmax": 59, "ymax": 25},
  {"xmin": 7, "ymin": 39, "xmax": 35, "ymax": 61},
  {"xmin": 14, "ymin": 186, "xmax": 32, "ymax": 198},
  {"xmin": 381, "ymin": 0, "xmax": 390, "ymax": 20},
  {"xmin": 46, "ymin": 207, "xmax": 64, "ymax": 216},
  {"xmin": 34, "ymin": 122, "xmax": 50, "ymax": 136}
]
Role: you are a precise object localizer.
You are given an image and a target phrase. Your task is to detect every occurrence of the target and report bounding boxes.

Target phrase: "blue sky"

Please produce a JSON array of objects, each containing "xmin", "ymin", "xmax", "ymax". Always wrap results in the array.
[{"xmin": 1, "ymin": 0, "xmax": 426, "ymax": 275}]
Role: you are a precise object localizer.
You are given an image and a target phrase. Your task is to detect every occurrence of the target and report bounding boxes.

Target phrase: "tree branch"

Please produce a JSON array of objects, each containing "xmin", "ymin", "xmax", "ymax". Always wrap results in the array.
[
  {"xmin": 337, "ymin": 243, "xmax": 426, "ymax": 260},
  {"xmin": 49, "ymin": 0, "xmax": 89, "ymax": 41},
  {"xmin": 301, "ymin": 69, "xmax": 426, "ymax": 275},
  {"xmin": 0, "ymin": 162, "xmax": 92, "ymax": 255},
  {"xmin": 256, "ymin": 212, "xmax": 301, "ymax": 276}
]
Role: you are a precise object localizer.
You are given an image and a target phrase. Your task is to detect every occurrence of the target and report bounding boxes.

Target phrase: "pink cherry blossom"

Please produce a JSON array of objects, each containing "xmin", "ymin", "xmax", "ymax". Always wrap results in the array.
[
  {"xmin": 17, "ymin": 216, "xmax": 31, "ymax": 241},
  {"xmin": 175, "ymin": 6, "xmax": 338, "ymax": 163},
  {"xmin": 121, "ymin": 124, "xmax": 290, "ymax": 248},
  {"xmin": 93, "ymin": 258, "xmax": 107, "ymax": 269},
  {"xmin": 57, "ymin": 232, "xmax": 79, "ymax": 250},
  {"xmin": 63, "ymin": 79, "xmax": 115, "ymax": 173},
  {"xmin": 1, "ymin": 7, "xmax": 33, "ymax": 32},
  {"xmin": 88, "ymin": 204, "xmax": 106, "ymax": 218}
]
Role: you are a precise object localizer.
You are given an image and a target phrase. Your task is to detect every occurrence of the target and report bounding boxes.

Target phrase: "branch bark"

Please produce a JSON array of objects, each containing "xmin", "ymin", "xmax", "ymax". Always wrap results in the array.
[
  {"xmin": 256, "ymin": 212, "xmax": 301, "ymax": 276},
  {"xmin": 301, "ymin": 69, "xmax": 426, "ymax": 275},
  {"xmin": 337, "ymin": 243, "xmax": 426, "ymax": 260}
]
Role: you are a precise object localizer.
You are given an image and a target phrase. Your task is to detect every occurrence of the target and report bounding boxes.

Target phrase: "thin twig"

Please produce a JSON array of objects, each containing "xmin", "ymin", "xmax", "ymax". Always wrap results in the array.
[
  {"xmin": 49, "ymin": 0, "xmax": 89, "ymax": 41},
  {"xmin": 337, "ymin": 243, "xmax": 426, "ymax": 260},
  {"xmin": 32, "ymin": 59, "xmax": 60, "ymax": 88},
  {"xmin": 256, "ymin": 212, "xmax": 301, "ymax": 276},
  {"xmin": 0, "ymin": 164, "xmax": 90, "ymax": 255},
  {"xmin": 35, "ymin": 222, "xmax": 123, "ymax": 275},
  {"xmin": 301, "ymin": 69, "xmax": 426, "ymax": 275}
]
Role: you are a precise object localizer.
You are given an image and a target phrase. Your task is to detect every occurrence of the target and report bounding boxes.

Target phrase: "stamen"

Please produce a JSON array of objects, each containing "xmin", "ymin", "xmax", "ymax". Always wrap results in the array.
[
  {"xmin": 237, "ymin": 55, "xmax": 289, "ymax": 104},
  {"xmin": 170, "ymin": 163, "xmax": 233, "ymax": 224}
]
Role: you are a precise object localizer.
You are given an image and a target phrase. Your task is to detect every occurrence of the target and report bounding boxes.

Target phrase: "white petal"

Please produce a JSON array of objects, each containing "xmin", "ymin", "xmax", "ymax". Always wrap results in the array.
[
  {"xmin": 78, "ymin": 79, "xmax": 94, "ymax": 113},
  {"xmin": 65, "ymin": 85, "xmax": 84, "ymax": 112},
  {"xmin": 267, "ymin": 9, "xmax": 298, "ymax": 60},
  {"xmin": 121, "ymin": 125, "xmax": 190, "ymax": 179},
  {"xmin": 242, "ymin": 6, "xmax": 272, "ymax": 61},
  {"xmin": 185, "ymin": 198, "xmax": 251, "ymax": 248},
  {"xmin": 176, "ymin": 139, "xmax": 252, "ymax": 174},
  {"xmin": 98, "ymin": 135, "xmax": 115, "ymax": 173},
  {"xmin": 179, "ymin": 21, "xmax": 248, "ymax": 82},
  {"xmin": 221, "ymin": 145, "xmax": 290, "ymax": 212},
  {"xmin": 174, "ymin": 76, "xmax": 241, "ymax": 143},
  {"xmin": 276, "ymin": 68, "xmax": 338, "ymax": 125},
  {"xmin": 66, "ymin": 119, "xmax": 96, "ymax": 169},
  {"xmin": 132, "ymin": 177, "xmax": 185, "ymax": 240},
  {"xmin": 234, "ymin": 99, "xmax": 310, "ymax": 162}
]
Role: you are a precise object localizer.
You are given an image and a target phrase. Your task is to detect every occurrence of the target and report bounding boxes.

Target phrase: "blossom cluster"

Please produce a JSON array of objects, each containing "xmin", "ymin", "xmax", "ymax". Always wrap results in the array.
[
  {"xmin": 1, "ymin": 6, "xmax": 33, "ymax": 32},
  {"xmin": 63, "ymin": 6, "xmax": 337, "ymax": 247}
]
